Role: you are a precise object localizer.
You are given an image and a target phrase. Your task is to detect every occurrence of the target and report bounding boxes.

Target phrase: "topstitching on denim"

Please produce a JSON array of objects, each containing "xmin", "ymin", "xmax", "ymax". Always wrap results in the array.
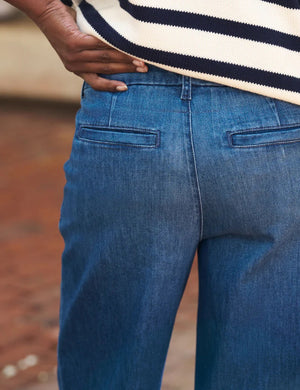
[
  {"xmin": 187, "ymin": 99, "xmax": 204, "ymax": 242},
  {"xmin": 180, "ymin": 77, "xmax": 204, "ymax": 241}
]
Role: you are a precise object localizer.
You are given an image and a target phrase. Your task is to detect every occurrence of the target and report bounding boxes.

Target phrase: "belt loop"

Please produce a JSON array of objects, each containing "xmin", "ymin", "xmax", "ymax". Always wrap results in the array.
[{"xmin": 180, "ymin": 75, "xmax": 192, "ymax": 100}]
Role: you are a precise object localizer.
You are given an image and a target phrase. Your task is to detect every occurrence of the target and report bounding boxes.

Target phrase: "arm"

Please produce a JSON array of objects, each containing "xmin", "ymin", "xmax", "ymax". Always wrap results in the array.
[
  {"xmin": 4, "ymin": 0, "xmax": 148, "ymax": 91},
  {"xmin": 4, "ymin": 0, "xmax": 60, "ymax": 20}
]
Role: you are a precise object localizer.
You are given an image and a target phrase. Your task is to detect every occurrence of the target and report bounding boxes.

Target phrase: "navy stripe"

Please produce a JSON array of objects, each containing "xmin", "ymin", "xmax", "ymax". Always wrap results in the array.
[
  {"xmin": 79, "ymin": 0, "xmax": 300, "ymax": 93},
  {"xmin": 260, "ymin": 0, "xmax": 300, "ymax": 9},
  {"xmin": 60, "ymin": 0, "xmax": 73, "ymax": 6},
  {"xmin": 119, "ymin": 0, "xmax": 300, "ymax": 52}
]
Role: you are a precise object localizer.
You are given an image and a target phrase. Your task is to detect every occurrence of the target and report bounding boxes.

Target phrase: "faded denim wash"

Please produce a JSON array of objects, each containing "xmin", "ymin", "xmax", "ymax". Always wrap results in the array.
[{"xmin": 57, "ymin": 64, "xmax": 300, "ymax": 390}]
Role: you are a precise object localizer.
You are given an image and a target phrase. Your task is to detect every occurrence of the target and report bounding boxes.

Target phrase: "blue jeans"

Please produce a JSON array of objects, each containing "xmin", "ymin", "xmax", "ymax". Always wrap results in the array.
[{"xmin": 57, "ymin": 64, "xmax": 300, "ymax": 390}]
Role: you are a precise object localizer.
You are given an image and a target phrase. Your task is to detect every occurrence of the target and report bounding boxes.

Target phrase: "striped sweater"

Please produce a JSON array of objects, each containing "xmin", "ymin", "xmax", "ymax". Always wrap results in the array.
[{"xmin": 61, "ymin": 0, "xmax": 300, "ymax": 106}]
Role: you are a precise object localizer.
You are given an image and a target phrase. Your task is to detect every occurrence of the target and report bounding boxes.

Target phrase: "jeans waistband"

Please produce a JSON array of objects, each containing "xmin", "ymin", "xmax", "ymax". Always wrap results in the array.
[{"xmin": 98, "ymin": 63, "xmax": 226, "ymax": 87}]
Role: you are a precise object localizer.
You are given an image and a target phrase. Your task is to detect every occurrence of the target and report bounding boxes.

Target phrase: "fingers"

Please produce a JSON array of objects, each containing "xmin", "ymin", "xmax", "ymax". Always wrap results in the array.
[
  {"xmin": 62, "ymin": 35, "xmax": 147, "ymax": 74},
  {"xmin": 72, "ymin": 33, "xmax": 109, "ymax": 50},
  {"xmin": 71, "ymin": 48, "xmax": 142, "ymax": 64},
  {"xmin": 76, "ymin": 73, "xmax": 129, "ymax": 92},
  {"xmin": 69, "ymin": 35, "xmax": 148, "ymax": 92},
  {"xmin": 66, "ymin": 60, "xmax": 148, "ymax": 74},
  {"xmin": 69, "ymin": 34, "xmax": 144, "ymax": 64}
]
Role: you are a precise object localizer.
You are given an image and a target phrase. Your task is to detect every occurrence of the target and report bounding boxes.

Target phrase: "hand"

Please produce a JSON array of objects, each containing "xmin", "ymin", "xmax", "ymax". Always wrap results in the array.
[{"xmin": 34, "ymin": 2, "xmax": 148, "ymax": 92}]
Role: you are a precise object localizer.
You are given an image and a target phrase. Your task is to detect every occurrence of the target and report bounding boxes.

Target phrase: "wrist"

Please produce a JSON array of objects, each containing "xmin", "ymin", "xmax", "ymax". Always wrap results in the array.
[
  {"xmin": 7, "ymin": 0, "xmax": 67, "ymax": 22},
  {"xmin": 22, "ymin": 0, "xmax": 66, "ymax": 24}
]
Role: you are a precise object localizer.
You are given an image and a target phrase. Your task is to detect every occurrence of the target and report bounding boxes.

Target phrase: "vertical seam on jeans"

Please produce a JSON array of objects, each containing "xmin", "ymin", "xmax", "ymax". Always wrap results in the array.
[
  {"xmin": 266, "ymin": 97, "xmax": 281, "ymax": 126},
  {"xmin": 187, "ymin": 99, "xmax": 204, "ymax": 242},
  {"xmin": 181, "ymin": 75, "xmax": 192, "ymax": 100}
]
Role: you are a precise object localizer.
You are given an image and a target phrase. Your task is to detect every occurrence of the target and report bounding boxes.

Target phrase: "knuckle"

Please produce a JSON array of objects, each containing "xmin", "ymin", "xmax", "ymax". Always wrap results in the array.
[
  {"xmin": 64, "ymin": 52, "xmax": 74, "ymax": 63},
  {"xmin": 66, "ymin": 39, "xmax": 77, "ymax": 52},
  {"xmin": 99, "ymin": 51, "xmax": 110, "ymax": 61},
  {"xmin": 101, "ymin": 63, "xmax": 112, "ymax": 74}
]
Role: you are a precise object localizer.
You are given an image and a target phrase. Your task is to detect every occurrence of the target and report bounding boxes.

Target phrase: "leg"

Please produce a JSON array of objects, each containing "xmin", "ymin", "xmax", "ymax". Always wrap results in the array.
[
  {"xmin": 191, "ymin": 86, "xmax": 300, "ymax": 389},
  {"xmin": 57, "ymin": 74, "xmax": 201, "ymax": 390}
]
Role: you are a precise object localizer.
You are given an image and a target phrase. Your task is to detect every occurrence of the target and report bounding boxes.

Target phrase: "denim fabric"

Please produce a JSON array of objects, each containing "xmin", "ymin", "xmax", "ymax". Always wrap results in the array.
[{"xmin": 57, "ymin": 64, "xmax": 300, "ymax": 390}]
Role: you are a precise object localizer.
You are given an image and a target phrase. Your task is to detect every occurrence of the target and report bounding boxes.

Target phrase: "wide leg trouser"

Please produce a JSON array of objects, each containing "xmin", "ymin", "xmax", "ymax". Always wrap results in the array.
[{"xmin": 57, "ymin": 64, "xmax": 300, "ymax": 390}]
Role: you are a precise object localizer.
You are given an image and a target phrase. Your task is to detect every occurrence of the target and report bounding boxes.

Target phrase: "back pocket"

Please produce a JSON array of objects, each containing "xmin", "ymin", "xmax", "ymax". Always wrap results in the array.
[
  {"xmin": 77, "ymin": 125, "xmax": 160, "ymax": 148},
  {"xmin": 227, "ymin": 123, "xmax": 300, "ymax": 148}
]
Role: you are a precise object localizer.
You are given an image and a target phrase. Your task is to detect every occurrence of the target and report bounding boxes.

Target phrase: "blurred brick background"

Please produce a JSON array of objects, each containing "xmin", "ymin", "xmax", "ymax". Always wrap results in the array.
[
  {"xmin": 0, "ymin": 98, "xmax": 78, "ymax": 390},
  {"xmin": 0, "ymin": 9, "xmax": 198, "ymax": 390}
]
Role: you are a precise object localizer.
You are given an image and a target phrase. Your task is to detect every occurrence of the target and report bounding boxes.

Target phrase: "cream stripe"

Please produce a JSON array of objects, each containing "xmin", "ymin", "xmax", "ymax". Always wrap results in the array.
[
  {"xmin": 125, "ymin": 0, "xmax": 300, "ymax": 37},
  {"xmin": 77, "ymin": 4, "xmax": 300, "ymax": 79},
  {"xmin": 82, "ymin": 0, "xmax": 300, "ymax": 37}
]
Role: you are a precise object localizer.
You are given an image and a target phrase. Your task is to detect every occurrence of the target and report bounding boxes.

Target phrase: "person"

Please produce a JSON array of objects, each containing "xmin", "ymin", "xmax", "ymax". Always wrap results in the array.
[{"xmin": 6, "ymin": 1, "xmax": 300, "ymax": 389}]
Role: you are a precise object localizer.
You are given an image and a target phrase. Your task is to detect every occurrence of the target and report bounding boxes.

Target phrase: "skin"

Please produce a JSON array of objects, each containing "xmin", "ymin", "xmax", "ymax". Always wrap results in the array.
[{"xmin": 4, "ymin": 0, "xmax": 148, "ymax": 92}]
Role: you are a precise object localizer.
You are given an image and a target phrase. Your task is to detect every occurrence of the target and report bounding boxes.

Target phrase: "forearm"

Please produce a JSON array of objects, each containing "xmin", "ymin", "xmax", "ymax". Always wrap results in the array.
[{"xmin": 4, "ymin": 0, "xmax": 66, "ymax": 22}]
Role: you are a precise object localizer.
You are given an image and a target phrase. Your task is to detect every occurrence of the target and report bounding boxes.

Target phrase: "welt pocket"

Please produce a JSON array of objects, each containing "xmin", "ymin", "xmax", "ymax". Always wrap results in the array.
[
  {"xmin": 227, "ymin": 123, "xmax": 300, "ymax": 148},
  {"xmin": 77, "ymin": 125, "xmax": 160, "ymax": 148}
]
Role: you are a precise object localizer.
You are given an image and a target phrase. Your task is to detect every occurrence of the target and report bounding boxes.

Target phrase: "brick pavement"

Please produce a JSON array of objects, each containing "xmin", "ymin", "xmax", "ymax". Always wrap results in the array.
[
  {"xmin": 0, "ymin": 98, "xmax": 198, "ymax": 390},
  {"xmin": 0, "ymin": 99, "xmax": 77, "ymax": 390}
]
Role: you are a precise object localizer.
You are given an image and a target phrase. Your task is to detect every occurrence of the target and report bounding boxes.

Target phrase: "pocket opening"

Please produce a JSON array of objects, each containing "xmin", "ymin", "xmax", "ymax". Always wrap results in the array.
[
  {"xmin": 227, "ymin": 123, "xmax": 300, "ymax": 148},
  {"xmin": 77, "ymin": 125, "xmax": 160, "ymax": 148}
]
